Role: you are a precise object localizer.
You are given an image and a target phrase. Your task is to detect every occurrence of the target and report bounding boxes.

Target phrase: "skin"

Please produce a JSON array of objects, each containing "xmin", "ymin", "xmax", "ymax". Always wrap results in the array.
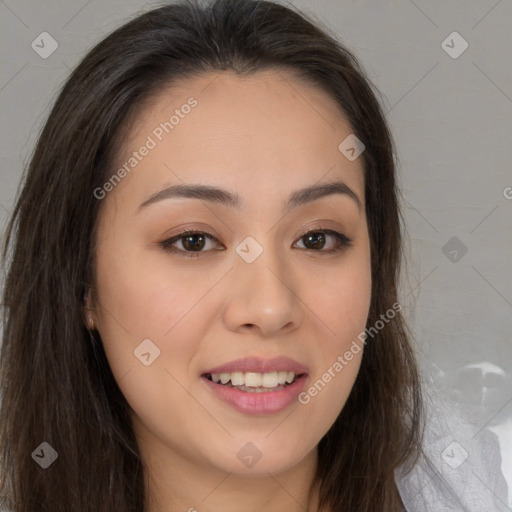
[{"xmin": 87, "ymin": 69, "xmax": 372, "ymax": 512}]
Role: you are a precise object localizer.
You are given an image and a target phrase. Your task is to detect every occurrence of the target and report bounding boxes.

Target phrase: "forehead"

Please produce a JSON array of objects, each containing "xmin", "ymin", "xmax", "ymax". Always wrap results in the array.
[{"xmin": 110, "ymin": 69, "xmax": 365, "ymax": 211}]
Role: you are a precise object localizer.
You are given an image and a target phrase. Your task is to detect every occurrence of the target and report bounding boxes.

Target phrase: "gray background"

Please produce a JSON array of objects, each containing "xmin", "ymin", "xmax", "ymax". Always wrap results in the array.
[{"xmin": 1, "ymin": 0, "xmax": 511, "ymax": 506}]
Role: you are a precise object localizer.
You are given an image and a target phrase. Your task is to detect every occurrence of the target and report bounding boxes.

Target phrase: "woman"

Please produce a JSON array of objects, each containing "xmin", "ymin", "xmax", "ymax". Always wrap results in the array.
[{"xmin": 1, "ymin": 0, "xmax": 504, "ymax": 510}]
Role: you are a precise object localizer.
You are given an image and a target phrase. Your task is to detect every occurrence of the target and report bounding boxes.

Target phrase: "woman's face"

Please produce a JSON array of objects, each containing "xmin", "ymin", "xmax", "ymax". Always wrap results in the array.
[{"xmin": 90, "ymin": 69, "xmax": 371, "ymax": 478}]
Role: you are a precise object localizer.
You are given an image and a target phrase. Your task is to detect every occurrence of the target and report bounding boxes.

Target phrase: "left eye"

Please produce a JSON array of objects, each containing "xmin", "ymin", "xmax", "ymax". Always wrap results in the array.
[
  {"xmin": 159, "ymin": 229, "xmax": 352, "ymax": 257},
  {"xmin": 295, "ymin": 229, "xmax": 352, "ymax": 252}
]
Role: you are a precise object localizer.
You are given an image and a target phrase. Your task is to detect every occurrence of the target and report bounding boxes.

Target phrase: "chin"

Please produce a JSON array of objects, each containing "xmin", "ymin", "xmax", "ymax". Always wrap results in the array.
[{"xmin": 203, "ymin": 435, "xmax": 315, "ymax": 476}]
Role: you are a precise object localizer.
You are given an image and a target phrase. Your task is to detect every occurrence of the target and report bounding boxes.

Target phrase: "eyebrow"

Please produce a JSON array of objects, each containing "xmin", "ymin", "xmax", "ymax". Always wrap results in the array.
[{"xmin": 137, "ymin": 180, "xmax": 363, "ymax": 214}]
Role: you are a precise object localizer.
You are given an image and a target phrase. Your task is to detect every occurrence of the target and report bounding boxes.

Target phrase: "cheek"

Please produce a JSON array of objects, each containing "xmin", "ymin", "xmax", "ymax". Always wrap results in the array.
[
  {"xmin": 95, "ymin": 232, "xmax": 212, "ymax": 338},
  {"xmin": 93, "ymin": 252, "xmax": 212, "ymax": 446},
  {"xmin": 293, "ymin": 279, "xmax": 368, "ymax": 443},
  {"xmin": 308, "ymin": 250, "xmax": 372, "ymax": 347},
  {"xmin": 295, "ymin": 249, "xmax": 370, "ymax": 428},
  {"xmin": 292, "ymin": 352, "xmax": 362, "ymax": 453},
  {"xmin": 305, "ymin": 276, "xmax": 368, "ymax": 397},
  {"xmin": 93, "ymin": 239, "xmax": 214, "ymax": 392},
  {"xmin": 314, "ymin": 279, "xmax": 371, "ymax": 335}
]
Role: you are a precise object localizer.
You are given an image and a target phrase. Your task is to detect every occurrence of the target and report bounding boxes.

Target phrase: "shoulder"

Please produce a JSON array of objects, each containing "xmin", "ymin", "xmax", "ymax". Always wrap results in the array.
[{"xmin": 395, "ymin": 385, "xmax": 509, "ymax": 511}]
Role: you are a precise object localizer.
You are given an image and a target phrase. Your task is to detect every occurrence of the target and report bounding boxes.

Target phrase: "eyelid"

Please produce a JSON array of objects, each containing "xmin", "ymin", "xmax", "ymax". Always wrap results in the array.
[
  {"xmin": 159, "ymin": 224, "xmax": 352, "ymax": 257},
  {"xmin": 159, "ymin": 229, "xmax": 221, "ymax": 256}
]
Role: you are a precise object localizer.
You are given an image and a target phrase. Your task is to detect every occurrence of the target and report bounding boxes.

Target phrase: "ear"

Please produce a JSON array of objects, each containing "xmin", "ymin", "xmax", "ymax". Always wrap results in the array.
[{"xmin": 83, "ymin": 287, "xmax": 98, "ymax": 330}]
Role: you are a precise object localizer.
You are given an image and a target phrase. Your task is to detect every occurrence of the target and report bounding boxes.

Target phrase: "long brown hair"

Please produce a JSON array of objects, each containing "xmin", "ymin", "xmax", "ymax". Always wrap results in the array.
[{"xmin": 0, "ymin": 0, "xmax": 423, "ymax": 510}]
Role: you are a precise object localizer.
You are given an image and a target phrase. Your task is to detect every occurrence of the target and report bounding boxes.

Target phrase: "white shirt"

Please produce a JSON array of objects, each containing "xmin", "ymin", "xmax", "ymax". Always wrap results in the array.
[{"xmin": 395, "ymin": 386, "xmax": 510, "ymax": 511}]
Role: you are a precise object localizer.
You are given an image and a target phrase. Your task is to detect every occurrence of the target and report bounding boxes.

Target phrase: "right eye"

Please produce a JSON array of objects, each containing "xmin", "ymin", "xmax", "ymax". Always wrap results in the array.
[{"xmin": 159, "ymin": 230, "xmax": 224, "ymax": 258}]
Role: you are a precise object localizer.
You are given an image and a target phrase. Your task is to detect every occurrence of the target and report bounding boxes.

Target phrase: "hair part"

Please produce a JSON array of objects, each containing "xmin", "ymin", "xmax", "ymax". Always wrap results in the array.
[{"xmin": 1, "ymin": 0, "xmax": 423, "ymax": 510}]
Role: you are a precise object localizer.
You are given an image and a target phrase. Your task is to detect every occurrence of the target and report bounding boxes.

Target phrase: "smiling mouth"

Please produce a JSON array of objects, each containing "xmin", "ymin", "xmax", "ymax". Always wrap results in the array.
[{"xmin": 203, "ymin": 371, "xmax": 303, "ymax": 393}]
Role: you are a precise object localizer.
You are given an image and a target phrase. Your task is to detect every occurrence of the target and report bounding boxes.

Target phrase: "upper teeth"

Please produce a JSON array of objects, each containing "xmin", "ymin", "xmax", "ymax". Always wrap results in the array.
[{"xmin": 210, "ymin": 371, "xmax": 297, "ymax": 387}]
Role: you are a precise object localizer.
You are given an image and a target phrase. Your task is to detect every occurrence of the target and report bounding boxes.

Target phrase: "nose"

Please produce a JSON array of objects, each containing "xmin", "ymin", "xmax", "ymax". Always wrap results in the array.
[{"xmin": 221, "ymin": 243, "xmax": 303, "ymax": 338}]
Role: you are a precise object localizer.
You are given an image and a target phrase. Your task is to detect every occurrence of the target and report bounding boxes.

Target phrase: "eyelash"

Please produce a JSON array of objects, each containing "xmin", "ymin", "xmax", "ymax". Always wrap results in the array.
[{"xmin": 159, "ymin": 227, "xmax": 353, "ymax": 258}]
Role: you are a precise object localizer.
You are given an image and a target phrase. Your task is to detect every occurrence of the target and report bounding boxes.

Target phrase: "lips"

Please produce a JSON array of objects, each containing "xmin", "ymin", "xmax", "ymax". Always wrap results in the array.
[
  {"xmin": 201, "ymin": 356, "xmax": 309, "ymax": 414},
  {"xmin": 203, "ymin": 355, "xmax": 309, "ymax": 376}
]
